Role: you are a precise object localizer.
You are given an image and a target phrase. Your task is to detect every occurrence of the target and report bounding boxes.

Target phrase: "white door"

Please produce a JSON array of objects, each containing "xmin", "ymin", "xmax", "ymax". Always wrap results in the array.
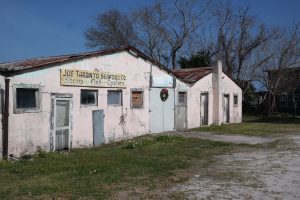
[
  {"xmin": 54, "ymin": 98, "xmax": 71, "ymax": 151},
  {"xmin": 149, "ymin": 88, "xmax": 175, "ymax": 133}
]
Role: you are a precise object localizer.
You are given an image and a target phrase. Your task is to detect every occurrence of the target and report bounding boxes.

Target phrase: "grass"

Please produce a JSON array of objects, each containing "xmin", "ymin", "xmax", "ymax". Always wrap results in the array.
[
  {"xmin": 193, "ymin": 115, "xmax": 300, "ymax": 136},
  {"xmin": 0, "ymin": 135, "xmax": 239, "ymax": 199}
]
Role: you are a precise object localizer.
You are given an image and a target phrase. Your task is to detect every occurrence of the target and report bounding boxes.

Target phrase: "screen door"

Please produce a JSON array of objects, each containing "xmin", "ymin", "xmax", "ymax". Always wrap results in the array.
[{"xmin": 54, "ymin": 98, "xmax": 71, "ymax": 151}]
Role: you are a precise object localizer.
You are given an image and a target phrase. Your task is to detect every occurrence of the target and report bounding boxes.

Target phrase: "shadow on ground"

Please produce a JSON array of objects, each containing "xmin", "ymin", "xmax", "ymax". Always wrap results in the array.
[{"xmin": 243, "ymin": 115, "xmax": 300, "ymax": 124}]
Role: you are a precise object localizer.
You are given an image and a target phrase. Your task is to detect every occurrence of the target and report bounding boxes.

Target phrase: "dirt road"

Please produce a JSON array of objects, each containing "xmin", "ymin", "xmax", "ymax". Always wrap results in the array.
[{"xmin": 170, "ymin": 132, "xmax": 300, "ymax": 200}]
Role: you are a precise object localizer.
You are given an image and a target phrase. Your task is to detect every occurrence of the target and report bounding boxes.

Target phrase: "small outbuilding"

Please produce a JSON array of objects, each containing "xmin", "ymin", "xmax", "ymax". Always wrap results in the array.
[
  {"xmin": 0, "ymin": 46, "xmax": 242, "ymax": 158},
  {"xmin": 173, "ymin": 61, "xmax": 242, "ymax": 130}
]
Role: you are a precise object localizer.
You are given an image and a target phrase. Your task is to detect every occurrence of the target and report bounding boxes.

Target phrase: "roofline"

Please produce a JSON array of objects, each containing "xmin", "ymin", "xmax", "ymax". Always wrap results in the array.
[
  {"xmin": 172, "ymin": 67, "xmax": 213, "ymax": 85},
  {"xmin": 0, "ymin": 45, "xmax": 173, "ymax": 77}
]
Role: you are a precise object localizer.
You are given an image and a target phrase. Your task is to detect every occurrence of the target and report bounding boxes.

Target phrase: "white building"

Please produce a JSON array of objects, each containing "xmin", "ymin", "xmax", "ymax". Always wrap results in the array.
[
  {"xmin": 173, "ymin": 61, "xmax": 242, "ymax": 130},
  {"xmin": 0, "ymin": 46, "xmax": 242, "ymax": 158}
]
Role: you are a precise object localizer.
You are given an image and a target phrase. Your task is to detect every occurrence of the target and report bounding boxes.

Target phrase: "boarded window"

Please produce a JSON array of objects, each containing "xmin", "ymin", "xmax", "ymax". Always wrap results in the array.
[
  {"xmin": 234, "ymin": 95, "xmax": 238, "ymax": 106},
  {"xmin": 16, "ymin": 88, "xmax": 39, "ymax": 109},
  {"xmin": 81, "ymin": 90, "xmax": 97, "ymax": 106},
  {"xmin": 131, "ymin": 90, "xmax": 143, "ymax": 108},
  {"xmin": 108, "ymin": 90, "xmax": 122, "ymax": 105},
  {"xmin": 178, "ymin": 92, "xmax": 187, "ymax": 106}
]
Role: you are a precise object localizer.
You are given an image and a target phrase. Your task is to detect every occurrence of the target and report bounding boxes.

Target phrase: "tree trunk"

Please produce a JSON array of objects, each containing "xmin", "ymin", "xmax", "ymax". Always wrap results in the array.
[
  {"xmin": 271, "ymin": 94, "xmax": 277, "ymax": 115},
  {"xmin": 268, "ymin": 92, "xmax": 271, "ymax": 116}
]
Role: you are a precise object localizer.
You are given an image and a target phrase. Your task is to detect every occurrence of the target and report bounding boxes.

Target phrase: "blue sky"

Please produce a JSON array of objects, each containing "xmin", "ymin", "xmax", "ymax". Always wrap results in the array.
[{"xmin": 0, "ymin": 0, "xmax": 299, "ymax": 63}]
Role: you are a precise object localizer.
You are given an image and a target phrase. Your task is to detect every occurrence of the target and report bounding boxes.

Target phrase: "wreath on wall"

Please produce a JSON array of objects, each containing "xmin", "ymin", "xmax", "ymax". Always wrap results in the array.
[{"xmin": 160, "ymin": 88, "xmax": 169, "ymax": 101}]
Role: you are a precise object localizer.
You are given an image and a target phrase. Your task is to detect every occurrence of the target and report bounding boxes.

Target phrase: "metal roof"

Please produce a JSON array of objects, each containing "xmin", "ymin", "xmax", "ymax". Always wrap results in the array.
[
  {"xmin": 173, "ymin": 67, "xmax": 212, "ymax": 84},
  {"xmin": 0, "ymin": 46, "xmax": 172, "ymax": 76}
]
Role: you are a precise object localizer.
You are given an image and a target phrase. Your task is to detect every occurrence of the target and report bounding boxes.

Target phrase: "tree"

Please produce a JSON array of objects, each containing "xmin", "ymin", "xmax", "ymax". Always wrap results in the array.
[
  {"xmin": 259, "ymin": 23, "xmax": 300, "ymax": 116},
  {"xmin": 84, "ymin": 0, "xmax": 211, "ymax": 69},
  {"xmin": 132, "ymin": 3, "xmax": 170, "ymax": 65},
  {"xmin": 178, "ymin": 50, "xmax": 212, "ymax": 68},
  {"xmin": 85, "ymin": 10, "xmax": 138, "ymax": 49},
  {"xmin": 211, "ymin": 3, "xmax": 275, "ymax": 96}
]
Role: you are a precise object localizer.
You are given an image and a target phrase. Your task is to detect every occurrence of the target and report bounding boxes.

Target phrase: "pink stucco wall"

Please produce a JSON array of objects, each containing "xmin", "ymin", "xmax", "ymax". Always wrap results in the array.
[
  {"xmin": 6, "ymin": 51, "xmax": 173, "ymax": 156},
  {"xmin": 219, "ymin": 73, "xmax": 243, "ymax": 123},
  {"xmin": 175, "ymin": 68, "xmax": 242, "ymax": 129},
  {"xmin": 2, "ymin": 51, "xmax": 242, "ymax": 157}
]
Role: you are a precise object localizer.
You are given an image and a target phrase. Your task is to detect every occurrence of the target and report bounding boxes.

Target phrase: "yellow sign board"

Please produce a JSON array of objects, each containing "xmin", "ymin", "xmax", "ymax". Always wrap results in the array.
[{"xmin": 60, "ymin": 69, "xmax": 126, "ymax": 88}]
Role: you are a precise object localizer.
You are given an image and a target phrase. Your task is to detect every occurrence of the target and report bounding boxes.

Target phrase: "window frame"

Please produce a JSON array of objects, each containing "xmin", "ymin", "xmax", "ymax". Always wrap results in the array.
[
  {"xmin": 13, "ymin": 84, "xmax": 42, "ymax": 114},
  {"xmin": 178, "ymin": 91, "xmax": 187, "ymax": 106},
  {"xmin": 233, "ymin": 94, "xmax": 238, "ymax": 107},
  {"xmin": 131, "ymin": 89, "xmax": 144, "ymax": 109},
  {"xmin": 80, "ymin": 89, "xmax": 98, "ymax": 106},
  {"xmin": 107, "ymin": 90, "xmax": 123, "ymax": 106}
]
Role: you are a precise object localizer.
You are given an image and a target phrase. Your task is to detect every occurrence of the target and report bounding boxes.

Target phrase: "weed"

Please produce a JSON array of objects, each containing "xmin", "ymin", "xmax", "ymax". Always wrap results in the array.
[{"xmin": 121, "ymin": 135, "xmax": 177, "ymax": 149}]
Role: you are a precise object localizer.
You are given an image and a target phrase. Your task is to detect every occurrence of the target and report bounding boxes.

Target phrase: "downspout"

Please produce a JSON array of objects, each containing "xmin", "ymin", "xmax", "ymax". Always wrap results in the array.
[{"xmin": 2, "ymin": 78, "xmax": 9, "ymax": 159}]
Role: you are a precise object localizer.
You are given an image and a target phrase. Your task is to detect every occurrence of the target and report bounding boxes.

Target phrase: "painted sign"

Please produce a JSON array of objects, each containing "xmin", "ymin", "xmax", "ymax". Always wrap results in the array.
[
  {"xmin": 60, "ymin": 69, "xmax": 126, "ymax": 88},
  {"xmin": 152, "ymin": 75, "xmax": 174, "ymax": 88}
]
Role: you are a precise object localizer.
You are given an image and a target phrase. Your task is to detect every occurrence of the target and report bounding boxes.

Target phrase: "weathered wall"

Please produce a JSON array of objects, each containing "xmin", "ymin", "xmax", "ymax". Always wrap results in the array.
[
  {"xmin": 182, "ymin": 74, "xmax": 214, "ymax": 129},
  {"xmin": 219, "ymin": 73, "xmax": 242, "ymax": 123},
  {"xmin": 7, "ymin": 51, "xmax": 171, "ymax": 156},
  {"xmin": 175, "ymin": 71, "xmax": 242, "ymax": 129},
  {"xmin": 3, "ymin": 50, "xmax": 242, "ymax": 157}
]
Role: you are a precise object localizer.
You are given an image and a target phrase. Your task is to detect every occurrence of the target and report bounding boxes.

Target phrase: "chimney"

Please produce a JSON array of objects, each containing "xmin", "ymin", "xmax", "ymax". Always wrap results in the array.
[{"xmin": 212, "ymin": 60, "xmax": 222, "ymax": 125}]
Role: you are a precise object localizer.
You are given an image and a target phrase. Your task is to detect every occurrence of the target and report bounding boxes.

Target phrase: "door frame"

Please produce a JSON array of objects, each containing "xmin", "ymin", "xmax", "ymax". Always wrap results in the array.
[
  {"xmin": 149, "ymin": 87, "xmax": 175, "ymax": 133},
  {"xmin": 200, "ymin": 92, "xmax": 209, "ymax": 126},
  {"xmin": 223, "ymin": 94, "xmax": 230, "ymax": 123},
  {"xmin": 175, "ymin": 91, "xmax": 188, "ymax": 130},
  {"xmin": 50, "ymin": 93, "xmax": 73, "ymax": 151},
  {"xmin": 92, "ymin": 109, "xmax": 105, "ymax": 146}
]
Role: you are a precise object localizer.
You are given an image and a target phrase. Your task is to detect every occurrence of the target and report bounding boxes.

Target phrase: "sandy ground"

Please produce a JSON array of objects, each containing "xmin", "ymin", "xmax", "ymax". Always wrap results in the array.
[
  {"xmin": 170, "ymin": 131, "xmax": 275, "ymax": 144},
  {"xmin": 170, "ymin": 132, "xmax": 300, "ymax": 200}
]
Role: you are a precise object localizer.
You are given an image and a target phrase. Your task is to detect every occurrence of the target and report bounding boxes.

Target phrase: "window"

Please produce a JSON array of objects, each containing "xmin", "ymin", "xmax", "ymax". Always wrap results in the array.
[
  {"xmin": 107, "ymin": 90, "xmax": 122, "ymax": 106},
  {"xmin": 178, "ymin": 92, "xmax": 187, "ymax": 106},
  {"xmin": 14, "ymin": 84, "xmax": 41, "ymax": 113},
  {"xmin": 81, "ymin": 90, "xmax": 97, "ymax": 106},
  {"xmin": 233, "ymin": 94, "xmax": 238, "ymax": 106},
  {"xmin": 131, "ymin": 90, "xmax": 143, "ymax": 108}
]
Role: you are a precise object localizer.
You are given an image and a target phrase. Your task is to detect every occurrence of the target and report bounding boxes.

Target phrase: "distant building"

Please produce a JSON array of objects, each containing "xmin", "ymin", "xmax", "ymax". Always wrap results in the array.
[{"xmin": 267, "ymin": 68, "xmax": 300, "ymax": 115}]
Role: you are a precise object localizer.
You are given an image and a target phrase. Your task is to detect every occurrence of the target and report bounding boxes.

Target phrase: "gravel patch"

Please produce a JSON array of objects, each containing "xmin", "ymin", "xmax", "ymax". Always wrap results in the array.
[
  {"xmin": 169, "ymin": 131, "xmax": 275, "ymax": 144},
  {"xmin": 170, "ymin": 134, "xmax": 300, "ymax": 200}
]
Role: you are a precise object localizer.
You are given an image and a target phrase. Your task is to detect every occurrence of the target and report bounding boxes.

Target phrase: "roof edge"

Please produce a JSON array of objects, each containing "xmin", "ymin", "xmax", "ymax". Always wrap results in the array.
[{"xmin": 0, "ymin": 46, "xmax": 173, "ymax": 77}]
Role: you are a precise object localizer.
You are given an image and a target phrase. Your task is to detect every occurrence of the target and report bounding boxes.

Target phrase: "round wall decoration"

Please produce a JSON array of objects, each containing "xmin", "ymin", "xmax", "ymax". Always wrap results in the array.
[{"xmin": 160, "ymin": 88, "xmax": 169, "ymax": 101}]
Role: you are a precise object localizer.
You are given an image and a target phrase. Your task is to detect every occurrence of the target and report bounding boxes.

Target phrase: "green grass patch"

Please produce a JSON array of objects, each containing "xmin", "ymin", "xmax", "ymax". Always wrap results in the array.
[
  {"xmin": 0, "ymin": 135, "xmax": 237, "ymax": 199},
  {"xmin": 193, "ymin": 115, "xmax": 300, "ymax": 136}
]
